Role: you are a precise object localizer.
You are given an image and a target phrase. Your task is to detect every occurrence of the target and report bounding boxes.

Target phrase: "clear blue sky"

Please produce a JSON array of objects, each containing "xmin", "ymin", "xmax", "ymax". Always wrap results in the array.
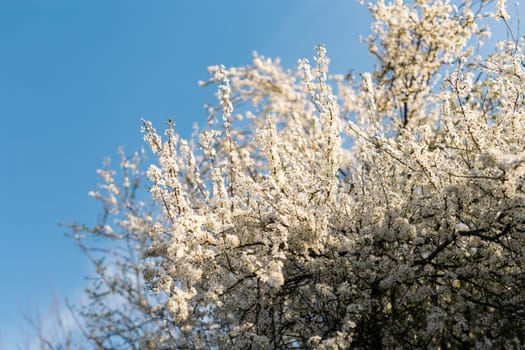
[
  {"xmin": 1, "ymin": 1, "xmax": 522, "ymax": 348},
  {"xmin": 0, "ymin": 1, "xmax": 373, "ymax": 348}
]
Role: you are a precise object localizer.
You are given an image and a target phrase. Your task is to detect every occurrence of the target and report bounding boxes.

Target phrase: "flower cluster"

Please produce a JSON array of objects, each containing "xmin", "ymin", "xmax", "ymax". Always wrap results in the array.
[{"xmin": 65, "ymin": 0, "xmax": 525, "ymax": 348}]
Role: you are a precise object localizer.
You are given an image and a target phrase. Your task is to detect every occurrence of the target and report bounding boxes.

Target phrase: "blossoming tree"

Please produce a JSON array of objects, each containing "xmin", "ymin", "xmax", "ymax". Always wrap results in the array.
[{"xmin": 60, "ymin": 0, "xmax": 525, "ymax": 348}]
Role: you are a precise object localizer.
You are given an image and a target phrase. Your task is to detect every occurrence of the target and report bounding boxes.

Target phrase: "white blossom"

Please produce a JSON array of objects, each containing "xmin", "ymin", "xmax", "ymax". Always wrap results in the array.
[{"xmin": 53, "ymin": 1, "xmax": 525, "ymax": 348}]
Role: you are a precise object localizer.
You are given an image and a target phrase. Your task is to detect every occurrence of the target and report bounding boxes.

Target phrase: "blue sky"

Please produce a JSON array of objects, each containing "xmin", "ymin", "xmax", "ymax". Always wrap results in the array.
[
  {"xmin": 1, "ymin": 1, "xmax": 523, "ymax": 348},
  {"xmin": 0, "ymin": 1, "xmax": 373, "ymax": 348}
]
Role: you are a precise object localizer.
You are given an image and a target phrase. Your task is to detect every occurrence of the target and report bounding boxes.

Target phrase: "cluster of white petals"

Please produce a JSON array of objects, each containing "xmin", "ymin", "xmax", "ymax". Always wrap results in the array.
[{"xmin": 66, "ymin": 0, "xmax": 525, "ymax": 349}]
